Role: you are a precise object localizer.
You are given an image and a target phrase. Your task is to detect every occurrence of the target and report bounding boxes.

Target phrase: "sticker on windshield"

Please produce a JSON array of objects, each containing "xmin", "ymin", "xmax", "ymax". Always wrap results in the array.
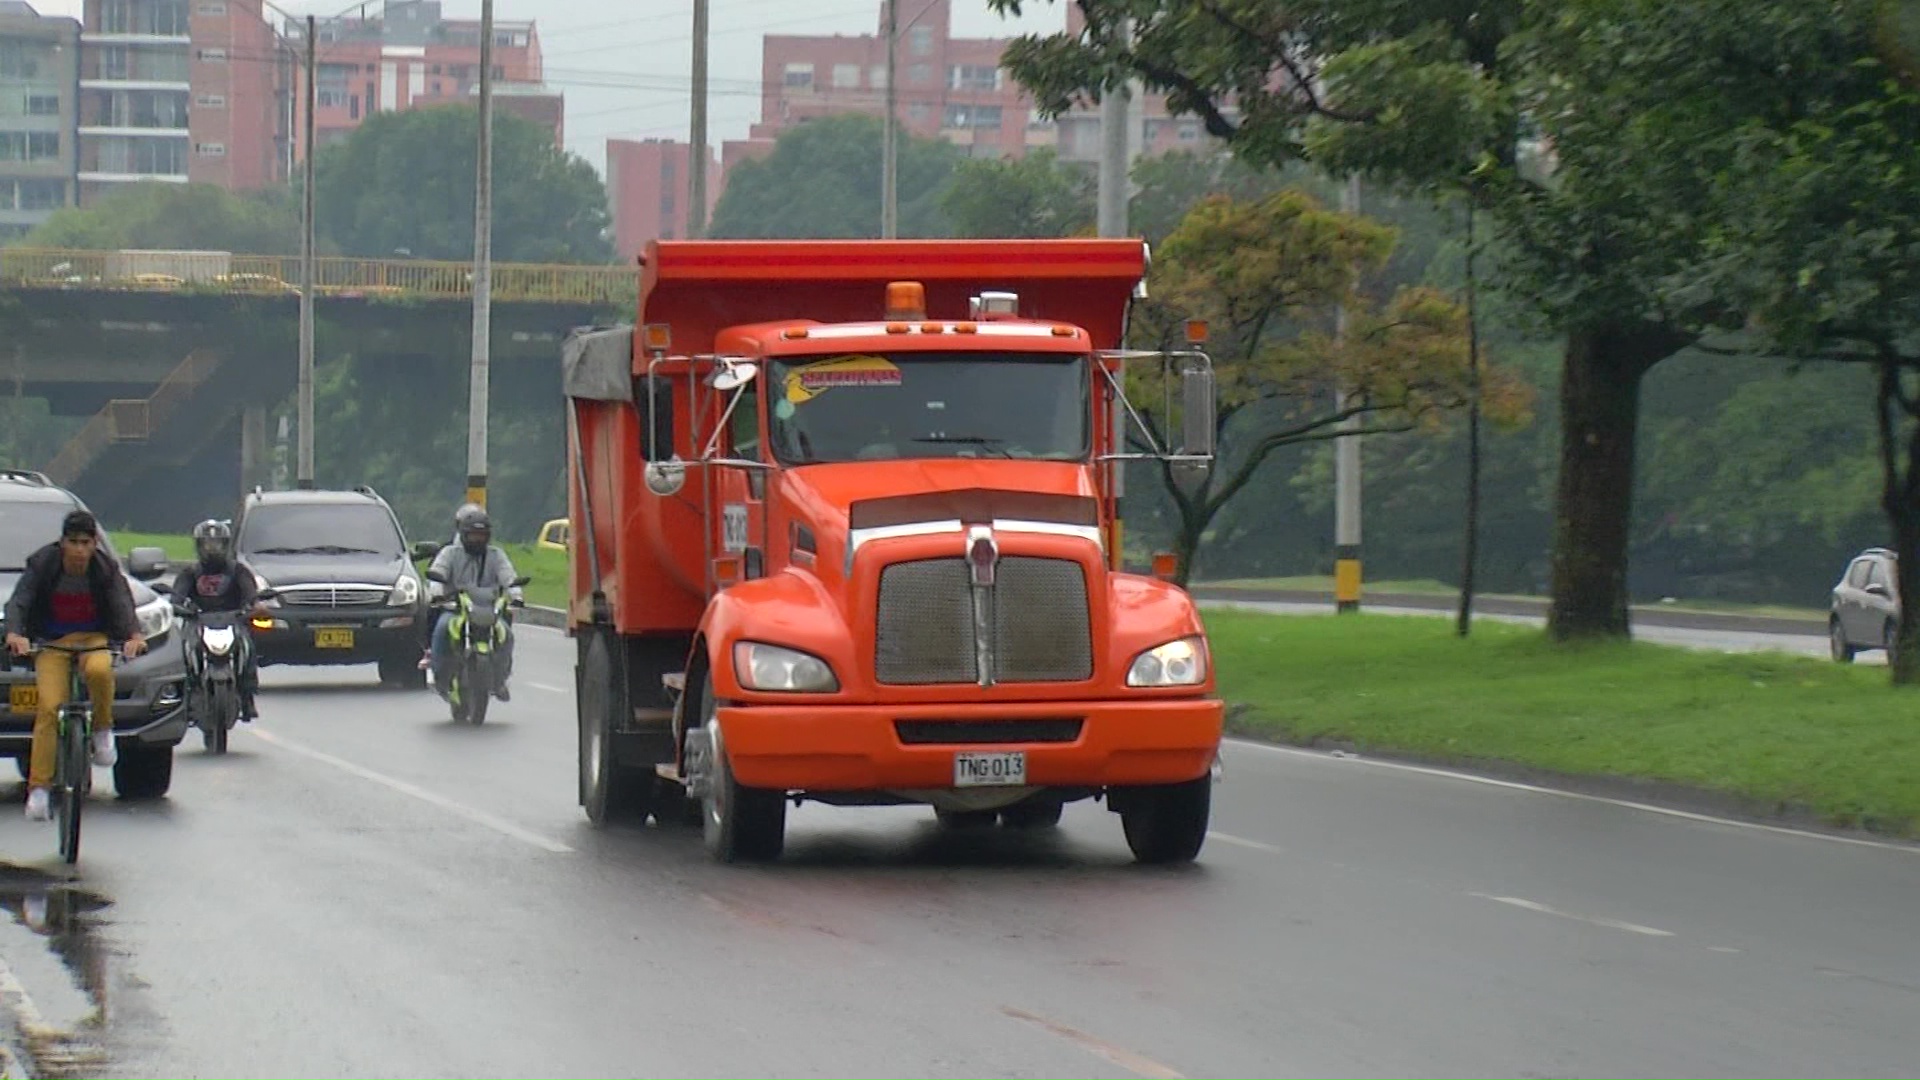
[{"xmin": 785, "ymin": 354, "xmax": 902, "ymax": 404}]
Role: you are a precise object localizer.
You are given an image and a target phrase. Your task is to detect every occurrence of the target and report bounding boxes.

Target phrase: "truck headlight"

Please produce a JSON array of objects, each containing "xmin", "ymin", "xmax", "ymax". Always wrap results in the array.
[
  {"xmin": 388, "ymin": 572, "xmax": 419, "ymax": 607},
  {"xmin": 733, "ymin": 641, "xmax": 838, "ymax": 693},
  {"xmin": 1127, "ymin": 636, "xmax": 1207, "ymax": 688},
  {"xmin": 136, "ymin": 595, "xmax": 174, "ymax": 642}
]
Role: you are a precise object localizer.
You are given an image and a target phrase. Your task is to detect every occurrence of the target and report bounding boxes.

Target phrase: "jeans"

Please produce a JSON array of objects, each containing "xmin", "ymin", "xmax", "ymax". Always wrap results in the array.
[
  {"xmin": 30, "ymin": 631, "xmax": 114, "ymax": 789},
  {"xmin": 431, "ymin": 611, "xmax": 513, "ymax": 692}
]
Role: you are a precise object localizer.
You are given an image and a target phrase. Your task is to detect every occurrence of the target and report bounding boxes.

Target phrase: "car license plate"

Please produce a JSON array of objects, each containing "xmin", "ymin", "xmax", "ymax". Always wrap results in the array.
[
  {"xmin": 8, "ymin": 685, "xmax": 36, "ymax": 715},
  {"xmin": 954, "ymin": 750, "xmax": 1026, "ymax": 788},
  {"xmin": 314, "ymin": 628, "xmax": 355, "ymax": 649}
]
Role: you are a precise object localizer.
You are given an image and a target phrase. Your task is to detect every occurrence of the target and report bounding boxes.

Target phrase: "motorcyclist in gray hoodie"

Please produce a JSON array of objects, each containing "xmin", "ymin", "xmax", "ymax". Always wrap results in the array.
[{"xmin": 425, "ymin": 504, "xmax": 523, "ymax": 701}]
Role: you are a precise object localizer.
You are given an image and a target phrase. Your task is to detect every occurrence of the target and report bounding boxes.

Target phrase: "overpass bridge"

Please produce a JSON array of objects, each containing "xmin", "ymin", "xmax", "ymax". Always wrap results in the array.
[{"xmin": 0, "ymin": 248, "xmax": 635, "ymax": 528}]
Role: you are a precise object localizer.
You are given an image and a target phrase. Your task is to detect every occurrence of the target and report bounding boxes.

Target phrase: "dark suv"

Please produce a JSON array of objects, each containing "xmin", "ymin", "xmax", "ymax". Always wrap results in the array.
[
  {"xmin": 235, "ymin": 487, "xmax": 430, "ymax": 688},
  {"xmin": 0, "ymin": 469, "xmax": 188, "ymax": 798}
]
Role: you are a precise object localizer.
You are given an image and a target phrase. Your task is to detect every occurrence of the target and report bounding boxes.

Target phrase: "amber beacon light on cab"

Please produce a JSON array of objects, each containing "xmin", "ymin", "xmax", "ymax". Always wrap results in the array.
[{"xmin": 561, "ymin": 239, "xmax": 1224, "ymax": 864}]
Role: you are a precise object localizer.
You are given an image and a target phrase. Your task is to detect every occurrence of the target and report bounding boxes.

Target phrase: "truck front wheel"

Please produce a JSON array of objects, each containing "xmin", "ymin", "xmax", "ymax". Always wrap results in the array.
[
  {"xmin": 579, "ymin": 632, "xmax": 651, "ymax": 825},
  {"xmin": 1118, "ymin": 775, "xmax": 1211, "ymax": 865},
  {"xmin": 696, "ymin": 672, "xmax": 785, "ymax": 862}
]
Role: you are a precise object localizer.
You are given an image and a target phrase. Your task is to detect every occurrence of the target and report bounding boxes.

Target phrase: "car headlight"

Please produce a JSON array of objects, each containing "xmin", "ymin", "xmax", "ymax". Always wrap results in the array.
[
  {"xmin": 1127, "ymin": 636, "xmax": 1208, "ymax": 688},
  {"xmin": 388, "ymin": 572, "xmax": 420, "ymax": 607},
  {"xmin": 136, "ymin": 595, "xmax": 174, "ymax": 642},
  {"xmin": 733, "ymin": 641, "xmax": 839, "ymax": 693}
]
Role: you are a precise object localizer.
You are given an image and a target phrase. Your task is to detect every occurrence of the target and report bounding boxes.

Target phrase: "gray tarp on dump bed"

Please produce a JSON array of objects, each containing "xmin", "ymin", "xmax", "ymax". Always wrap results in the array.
[{"xmin": 562, "ymin": 326, "xmax": 634, "ymax": 402}]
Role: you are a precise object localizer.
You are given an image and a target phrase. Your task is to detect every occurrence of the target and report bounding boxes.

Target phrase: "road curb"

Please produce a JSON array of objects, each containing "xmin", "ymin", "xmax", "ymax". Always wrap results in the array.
[
  {"xmin": 1190, "ymin": 586, "xmax": 1826, "ymax": 637},
  {"xmin": 520, "ymin": 605, "xmax": 568, "ymax": 631}
]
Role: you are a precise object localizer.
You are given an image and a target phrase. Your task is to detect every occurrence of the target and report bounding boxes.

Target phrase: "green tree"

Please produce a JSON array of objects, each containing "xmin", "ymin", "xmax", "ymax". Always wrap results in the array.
[
  {"xmin": 314, "ymin": 105, "xmax": 612, "ymax": 264},
  {"xmin": 25, "ymin": 183, "xmax": 300, "ymax": 253},
  {"xmin": 990, "ymin": 0, "xmax": 1704, "ymax": 641},
  {"xmin": 708, "ymin": 114, "xmax": 962, "ymax": 238},
  {"xmin": 941, "ymin": 148, "xmax": 1096, "ymax": 237},
  {"xmin": 1131, "ymin": 189, "xmax": 1527, "ymax": 584}
]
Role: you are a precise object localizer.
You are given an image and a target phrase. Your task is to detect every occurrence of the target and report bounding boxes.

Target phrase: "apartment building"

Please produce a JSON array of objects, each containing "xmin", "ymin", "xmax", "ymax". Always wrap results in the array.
[
  {"xmin": 0, "ymin": 1, "xmax": 79, "ymax": 240},
  {"xmin": 76, "ymin": 0, "xmax": 287, "ymax": 204},
  {"xmin": 290, "ymin": 0, "xmax": 558, "ymax": 156}
]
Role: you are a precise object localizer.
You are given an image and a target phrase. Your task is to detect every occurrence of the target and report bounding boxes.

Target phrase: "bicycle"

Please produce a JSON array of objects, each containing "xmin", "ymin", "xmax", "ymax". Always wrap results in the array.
[{"xmin": 17, "ymin": 641, "xmax": 121, "ymax": 865}]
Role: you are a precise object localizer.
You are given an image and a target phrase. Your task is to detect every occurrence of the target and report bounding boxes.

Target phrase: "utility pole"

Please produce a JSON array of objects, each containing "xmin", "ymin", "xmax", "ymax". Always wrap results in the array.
[
  {"xmin": 1334, "ymin": 173, "xmax": 1363, "ymax": 613},
  {"xmin": 466, "ymin": 0, "xmax": 494, "ymax": 509},
  {"xmin": 688, "ymin": 0, "xmax": 709, "ymax": 239},
  {"xmin": 881, "ymin": 0, "xmax": 898, "ymax": 238},
  {"xmin": 1095, "ymin": 16, "xmax": 1132, "ymax": 238},
  {"xmin": 297, "ymin": 14, "xmax": 316, "ymax": 490}
]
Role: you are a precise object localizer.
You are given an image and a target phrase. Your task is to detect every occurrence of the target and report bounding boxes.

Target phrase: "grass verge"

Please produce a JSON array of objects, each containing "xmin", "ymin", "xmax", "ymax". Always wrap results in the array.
[{"xmin": 1209, "ymin": 609, "xmax": 1920, "ymax": 837}]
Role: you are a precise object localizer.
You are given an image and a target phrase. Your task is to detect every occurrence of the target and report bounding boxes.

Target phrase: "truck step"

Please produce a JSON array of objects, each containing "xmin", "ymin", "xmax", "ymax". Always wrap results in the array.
[
  {"xmin": 630, "ymin": 707, "xmax": 673, "ymax": 727},
  {"xmin": 662, "ymin": 672, "xmax": 686, "ymax": 694}
]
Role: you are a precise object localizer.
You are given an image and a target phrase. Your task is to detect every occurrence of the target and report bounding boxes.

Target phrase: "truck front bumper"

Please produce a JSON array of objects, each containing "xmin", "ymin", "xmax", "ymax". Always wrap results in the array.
[{"xmin": 716, "ymin": 697, "xmax": 1224, "ymax": 792}]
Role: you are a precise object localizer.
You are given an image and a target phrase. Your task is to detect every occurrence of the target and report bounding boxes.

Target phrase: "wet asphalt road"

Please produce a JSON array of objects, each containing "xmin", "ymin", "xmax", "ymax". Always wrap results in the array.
[{"xmin": 1, "ymin": 624, "xmax": 1918, "ymax": 1078}]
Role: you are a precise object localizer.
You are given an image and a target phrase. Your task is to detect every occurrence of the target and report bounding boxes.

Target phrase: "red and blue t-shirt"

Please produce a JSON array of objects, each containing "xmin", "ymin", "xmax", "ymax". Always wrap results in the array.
[{"xmin": 44, "ymin": 571, "xmax": 104, "ymax": 639}]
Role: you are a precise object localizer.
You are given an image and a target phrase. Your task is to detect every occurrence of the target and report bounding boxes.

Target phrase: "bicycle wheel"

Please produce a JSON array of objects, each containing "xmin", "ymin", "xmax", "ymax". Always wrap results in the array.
[{"xmin": 56, "ymin": 707, "xmax": 86, "ymax": 864}]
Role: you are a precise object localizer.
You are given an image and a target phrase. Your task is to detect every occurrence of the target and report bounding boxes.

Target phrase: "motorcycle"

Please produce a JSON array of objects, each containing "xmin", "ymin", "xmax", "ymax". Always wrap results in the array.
[
  {"xmin": 425, "ymin": 569, "xmax": 529, "ymax": 726},
  {"xmin": 169, "ymin": 587, "xmax": 277, "ymax": 755}
]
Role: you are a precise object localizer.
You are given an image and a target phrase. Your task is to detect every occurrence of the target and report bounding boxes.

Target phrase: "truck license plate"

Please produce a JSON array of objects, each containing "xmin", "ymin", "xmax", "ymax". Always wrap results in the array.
[
  {"xmin": 314, "ymin": 628, "xmax": 355, "ymax": 649},
  {"xmin": 8, "ymin": 685, "xmax": 36, "ymax": 715},
  {"xmin": 954, "ymin": 750, "xmax": 1026, "ymax": 788}
]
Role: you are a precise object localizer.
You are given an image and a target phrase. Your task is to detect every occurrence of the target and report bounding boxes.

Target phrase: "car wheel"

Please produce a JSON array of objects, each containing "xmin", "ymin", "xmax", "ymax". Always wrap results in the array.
[
  {"xmin": 1886, "ymin": 620, "xmax": 1901, "ymax": 665},
  {"xmin": 378, "ymin": 655, "xmax": 428, "ymax": 690},
  {"xmin": 1831, "ymin": 618, "xmax": 1857, "ymax": 663}
]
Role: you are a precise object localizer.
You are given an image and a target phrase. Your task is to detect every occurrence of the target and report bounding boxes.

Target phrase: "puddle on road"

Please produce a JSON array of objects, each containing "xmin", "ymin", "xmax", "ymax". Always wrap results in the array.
[{"xmin": 0, "ymin": 864, "xmax": 112, "ymax": 1045}]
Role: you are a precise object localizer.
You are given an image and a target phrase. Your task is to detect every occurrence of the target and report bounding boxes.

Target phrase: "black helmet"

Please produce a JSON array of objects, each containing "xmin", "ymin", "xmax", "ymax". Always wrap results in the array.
[
  {"xmin": 193, "ymin": 519, "xmax": 233, "ymax": 568},
  {"xmin": 458, "ymin": 506, "xmax": 492, "ymax": 554}
]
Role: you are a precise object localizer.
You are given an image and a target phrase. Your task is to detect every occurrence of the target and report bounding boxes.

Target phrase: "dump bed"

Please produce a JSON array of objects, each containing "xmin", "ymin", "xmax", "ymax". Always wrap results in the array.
[{"xmin": 564, "ymin": 238, "xmax": 1149, "ymax": 636}]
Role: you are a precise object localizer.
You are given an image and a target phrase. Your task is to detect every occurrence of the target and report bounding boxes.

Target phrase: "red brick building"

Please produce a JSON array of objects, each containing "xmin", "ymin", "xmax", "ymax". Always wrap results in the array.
[
  {"xmin": 607, "ymin": 0, "xmax": 1210, "ymax": 255},
  {"xmin": 289, "ymin": 0, "xmax": 557, "ymax": 158},
  {"xmin": 605, "ymin": 137, "xmax": 718, "ymax": 261},
  {"xmin": 76, "ymin": 0, "xmax": 290, "ymax": 204}
]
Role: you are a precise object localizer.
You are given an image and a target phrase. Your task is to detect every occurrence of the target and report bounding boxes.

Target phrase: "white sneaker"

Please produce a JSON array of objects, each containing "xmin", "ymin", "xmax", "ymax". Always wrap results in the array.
[
  {"xmin": 92, "ymin": 732, "xmax": 117, "ymax": 767},
  {"xmin": 24, "ymin": 787, "xmax": 49, "ymax": 821}
]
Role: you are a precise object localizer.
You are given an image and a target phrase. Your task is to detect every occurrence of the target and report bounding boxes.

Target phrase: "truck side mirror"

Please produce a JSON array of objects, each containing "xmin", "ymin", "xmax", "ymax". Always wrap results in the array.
[
  {"xmin": 127, "ymin": 546, "xmax": 169, "ymax": 580},
  {"xmin": 1179, "ymin": 366, "xmax": 1216, "ymax": 460},
  {"xmin": 632, "ymin": 374, "xmax": 677, "ymax": 463}
]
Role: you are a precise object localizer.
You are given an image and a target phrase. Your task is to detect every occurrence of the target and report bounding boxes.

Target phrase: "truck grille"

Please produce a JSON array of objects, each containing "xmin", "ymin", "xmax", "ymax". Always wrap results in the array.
[
  {"xmin": 279, "ymin": 585, "xmax": 388, "ymax": 608},
  {"xmin": 875, "ymin": 556, "xmax": 1093, "ymax": 685}
]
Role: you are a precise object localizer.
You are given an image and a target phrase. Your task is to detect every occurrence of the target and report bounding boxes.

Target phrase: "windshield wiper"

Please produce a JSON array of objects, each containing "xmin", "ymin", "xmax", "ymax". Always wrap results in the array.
[
  {"xmin": 252, "ymin": 545, "xmax": 382, "ymax": 555},
  {"xmin": 913, "ymin": 435, "xmax": 1013, "ymax": 458}
]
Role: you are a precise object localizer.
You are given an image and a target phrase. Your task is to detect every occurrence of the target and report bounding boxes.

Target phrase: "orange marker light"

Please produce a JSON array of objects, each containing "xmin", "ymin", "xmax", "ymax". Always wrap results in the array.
[
  {"xmin": 1151, "ymin": 552, "xmax": 1179, "ymax": 581},
  {"xmin": 1051, "ymin": 325, "xmax": 1076, "ymax": 337},
  {"xmin": 885, "ymin": 322, "xmax": 910, "ymax": 334},
  {"xmin": 884, "ymin": 280, "xmax": 926, "ymax": 320},
  {"xmin": 641, "ymin": 323, "xmax": 672, "ymax": 353},
  {"xmin": 921, "ymin": 322, "xmax": 943, "ymax": 334},
  {"xmin": 953, "ymin": 321, "xmax": 978, "ymax": 334},
  {"xmin": 1185, "ymin": 318, "xmax": 1210, "ymax": 345},
  {"xmin": 781, "ymin": 326, "xmax": 810, "ymax": 339}
]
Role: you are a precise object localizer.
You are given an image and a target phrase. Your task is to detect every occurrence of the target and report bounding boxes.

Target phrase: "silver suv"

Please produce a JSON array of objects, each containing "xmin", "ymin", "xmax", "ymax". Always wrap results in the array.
[{"xmin": 1830, "ymin": 547, "xmax": 1900, "ymax": 663}]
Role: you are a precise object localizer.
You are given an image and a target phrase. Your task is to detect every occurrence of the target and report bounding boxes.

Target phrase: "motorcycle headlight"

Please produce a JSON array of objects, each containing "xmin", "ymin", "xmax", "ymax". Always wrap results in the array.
[
  {"xmin": 733, "ymin": 641, "xmax": 838, "ymax": 693},
  {"xmin": 388, "ymin": 573, "xmax": 420, "ymax": 607},
  {"xmin": 136, "ymin": 595, "xmax": 174, "ymax": 642},
  {"xmin": 1126, "ymin": 636, "xmax": 1208, "ymax": 688}
]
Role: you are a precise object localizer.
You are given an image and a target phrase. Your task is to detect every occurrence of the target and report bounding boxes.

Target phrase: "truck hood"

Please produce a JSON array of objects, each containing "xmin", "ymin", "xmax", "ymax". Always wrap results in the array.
[{"xmin": 784, "ymin": 459, "xmax": 1101, "ymax": 542}]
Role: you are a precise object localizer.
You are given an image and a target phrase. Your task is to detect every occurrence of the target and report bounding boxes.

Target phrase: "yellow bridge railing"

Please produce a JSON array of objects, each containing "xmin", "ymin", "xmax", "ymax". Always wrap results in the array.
[{"xmin": 0, "ymin": 248, "xmax": 637, "ymax": 306}]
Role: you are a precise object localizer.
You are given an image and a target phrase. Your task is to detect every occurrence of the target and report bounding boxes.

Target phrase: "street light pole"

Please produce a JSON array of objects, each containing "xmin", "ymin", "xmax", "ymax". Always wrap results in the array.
[
  {"xmin": 881, "ymin": 0, "xmax": 897, "ymax": 239},
  {"xmin": 1334, "ymin": 173, "xmax": 1363, "ymax": 613},
  {"xmin": 688, "ymin": 0, "xmax": 709, "ymax": 239},
  {"xmin": 297, "ymin": 13, "xmax": 316, "ymax": 490},
  {"xmin": 466, "ymin": 0, "xmax": 494, "ymax": 509},
  {"xmin": 1096, "ymin": 17, "xmax": 1132, "ymax": 238}
]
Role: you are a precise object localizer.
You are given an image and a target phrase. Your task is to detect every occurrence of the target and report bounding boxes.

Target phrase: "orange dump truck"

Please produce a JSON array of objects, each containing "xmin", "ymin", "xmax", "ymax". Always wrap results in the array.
[{"xmin": 561, "ymin": 239, "xmax": 1224, "ymax": 863}]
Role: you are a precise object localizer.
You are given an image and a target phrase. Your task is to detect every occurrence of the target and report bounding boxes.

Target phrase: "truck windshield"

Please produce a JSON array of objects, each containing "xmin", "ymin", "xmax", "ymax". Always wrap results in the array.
[{"xmin": 765, "ymin": 351, "xmax": 1090, "ymax": 465}]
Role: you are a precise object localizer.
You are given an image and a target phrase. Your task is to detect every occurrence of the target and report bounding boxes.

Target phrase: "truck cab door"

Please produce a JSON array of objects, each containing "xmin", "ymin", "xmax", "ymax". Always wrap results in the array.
[{"xmin": 714, "ymin": 377, "xmax": 768, "ymax": 584}]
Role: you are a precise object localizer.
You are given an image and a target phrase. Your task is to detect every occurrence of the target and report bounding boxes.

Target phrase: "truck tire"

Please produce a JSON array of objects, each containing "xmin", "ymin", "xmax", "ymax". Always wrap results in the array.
[
  {"xmin": 696, "ymin": 671, "xmax": 784, "ymax": 862},
  {"xmin": 1119, "ymin": 775, "xmax": 1211, "ymax": 865},
  {"xmin": 934, "ymin": 808, "xmax": 997, "ymax": 829},
  {"xmin": 113, "ymin": 745, "xmax": 174, "ymax": 801},
  {"xmin": 579, "ymin": 632, "xmax": 651, "ymax": 825}
]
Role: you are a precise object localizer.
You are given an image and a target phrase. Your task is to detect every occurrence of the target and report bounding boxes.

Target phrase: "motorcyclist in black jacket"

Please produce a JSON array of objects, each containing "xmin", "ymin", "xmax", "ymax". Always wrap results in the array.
[{"xmin": 169, "ymin": 519, "xmax": 268, "ymax": 721}]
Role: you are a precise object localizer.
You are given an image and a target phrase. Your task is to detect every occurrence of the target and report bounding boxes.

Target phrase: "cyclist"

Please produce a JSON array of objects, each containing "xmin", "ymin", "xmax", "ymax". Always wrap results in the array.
[{"xmin": 3, "ymin": 510, "xmax": 147, "ymax": 821}]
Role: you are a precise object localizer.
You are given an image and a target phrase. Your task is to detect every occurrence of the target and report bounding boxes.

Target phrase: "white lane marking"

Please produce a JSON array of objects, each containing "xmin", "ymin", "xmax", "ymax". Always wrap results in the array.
[
  {"xmin": 1708, "ymin": 946, "xmax": 1744, "ymax": 954},
  {"xmin": 1470, "ymin": 893, "xmax": 1675, "ymax": 938},
  {"xmin": 248, "ymin": 728, "xmax": 573, "ymax": 854},
  {"xmin": 1000, "ymin": 1006, "xmax": 1187, "ymax": 1080},
  {"xmin": 1207, "ymin": 830, "xmax": 1285, "ymax": 856},
  {"xmin": 528, "ymin": 681, "xmax": 569, "ymax": 695},
  {"xmin": 1223, "ymin": 738, "xmax": 1920, "ymax": 855}
]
